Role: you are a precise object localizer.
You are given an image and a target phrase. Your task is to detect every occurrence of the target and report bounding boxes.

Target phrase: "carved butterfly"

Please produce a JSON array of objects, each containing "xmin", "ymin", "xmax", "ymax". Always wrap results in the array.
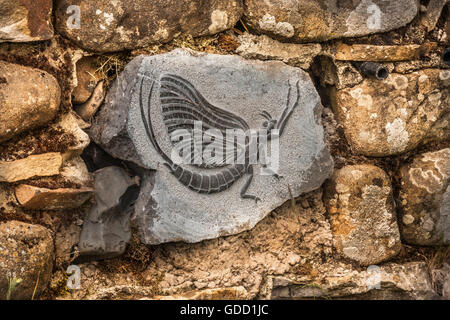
[{"xmin": 139, "ymin": 73, "xmax": 300, "ymax": 201}]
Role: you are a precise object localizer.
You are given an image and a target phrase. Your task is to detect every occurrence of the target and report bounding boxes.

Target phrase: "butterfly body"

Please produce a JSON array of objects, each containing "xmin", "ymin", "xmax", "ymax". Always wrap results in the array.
[
  {"xmin": 139, "ymin": 73, "xmax": 300, "ymax": 202},
  {"xmin": 165, "ymin": 162, "xmax": 249, "ymax": 194}
]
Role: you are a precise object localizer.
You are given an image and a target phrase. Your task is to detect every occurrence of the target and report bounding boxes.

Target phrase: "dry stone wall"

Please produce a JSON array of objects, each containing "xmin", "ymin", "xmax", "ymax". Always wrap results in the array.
[{"xmin": 0, "ymin": 0, "xmax": 448, "ymax": 300}]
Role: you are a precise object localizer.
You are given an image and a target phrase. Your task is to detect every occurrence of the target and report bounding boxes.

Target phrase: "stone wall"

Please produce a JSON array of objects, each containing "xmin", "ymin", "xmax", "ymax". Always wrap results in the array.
[{"xmin": 0, "ymin": 0, "xmax": 448, "ymax": 300}]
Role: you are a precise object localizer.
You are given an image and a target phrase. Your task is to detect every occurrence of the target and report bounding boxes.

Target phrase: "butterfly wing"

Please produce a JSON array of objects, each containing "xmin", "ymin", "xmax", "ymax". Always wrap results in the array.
[{"xmin": 159, "ymin": 74, "xmax": 249, "ymax": 168}]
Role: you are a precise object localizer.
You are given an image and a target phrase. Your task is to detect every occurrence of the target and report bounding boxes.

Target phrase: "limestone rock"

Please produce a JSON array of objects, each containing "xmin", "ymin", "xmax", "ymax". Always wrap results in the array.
[
  {"xmin": 5, "ymin": 111, "xmax": 92, "ymax": 164},
  {"xmin": 394, "ymin": 54, "xmax": 447, "ymax": 74},
  {"xmin": 53, "ymin": 112, "xmax": 91, "ymax": 161},
  {"xmin": 60, "ymin": 156, "xmax": 93, "ymax": 187},
  {"xmin": 399, "ymin": 148, "xmax": 450, "ymax": 245},
  {"xmin": 55, "ymin": 222, "xmax": 82, "ymax": 268},
  {"xmin": 330, "ymin": 69, "xmax": 450, "ymax": 156},
  {"xmin": 421, "ymin": 0, "xmax": 449, "ymax": 32},
  {"xmin": 152, "ymin": 287, "xmax": 249, "ymax": 300},
  {"xmin": 243, "ymin": 0, "xmax": 419, "ymax": 42},
  {"xmin": 0, "ymin": 0, "xmax": 53, "ymax": 42},
  {"xmin": 335, "ymin": 43, "xmax": 437, "ymax": 62},
  {"xmin": 72, "ymin": 56, "xmax": 103, "ymax": 105},
  {"xmin": 421, "ymin": 108, "xmax": 450, "ymax": 146},
  {"xmin": 270, "ymin": 262, "xmax": 434, "ymax": 300},
  {"xmin": 18, "ymin": 156, "xmax": 93, "ymax": 195},
  {"xmin": 431, "ymin": 263, "xmax": 450, "ymax": 299},
  {"xmin": 0, "ymin": 35, "xmax": 82, "ymax": 105},
  {"xmin": 74, "ymin": 80, "xmax": 105, "ymax": 122},
  {"xmin": 78, "ymin": 166, "xmax": 139, "ymax": 260},
  {"xmin": 0, "ymin": 221, "xmax": 54, "ymax": 300},
  {"xmin": 15, "ymin": 184, "xmax": 93, "ymax": 210},
  {"xmin": 324, "ymin": 164, "xmax": 401, "ymax": 266},
  {"xmin": 0, "ymin": 153, "xmax": 63, "ymax": 183},
  {"xmin": 236, "ymin": 33, "xmax": 321, "ymax": 69},
  {"xmin": 72, "ymin": 56, "xmax": 107, "ymax": 121},
  {"xmin": 313, "ymin": 56, "xmax": 363, "ymax": 90},
  {"xmin": 55, "ymin": 0, "xmax": 243, "ymax": 52},
  {"xmin": 0, "ymin": 61, "xmax": 61, "ymax": 143},
  {"xmin": 90, "ymin": 49, "xmax": 333, "ymax": 244}
]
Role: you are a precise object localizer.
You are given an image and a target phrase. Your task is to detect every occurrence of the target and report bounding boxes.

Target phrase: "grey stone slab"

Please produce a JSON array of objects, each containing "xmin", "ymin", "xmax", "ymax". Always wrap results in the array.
[
  {"xmin": 79, "ymin": 166, "xmax": 139, "ymax": 259},
  {"xmin": 91, "ymin": 49, "xmax": 333, "ymax": 244}
]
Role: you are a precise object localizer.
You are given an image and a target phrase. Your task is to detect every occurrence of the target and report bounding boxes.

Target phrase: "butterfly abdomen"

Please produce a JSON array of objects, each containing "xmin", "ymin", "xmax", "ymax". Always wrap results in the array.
[{"xmin": 167, "ymin": 163, "xmax": 248, "ymax": 194}]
